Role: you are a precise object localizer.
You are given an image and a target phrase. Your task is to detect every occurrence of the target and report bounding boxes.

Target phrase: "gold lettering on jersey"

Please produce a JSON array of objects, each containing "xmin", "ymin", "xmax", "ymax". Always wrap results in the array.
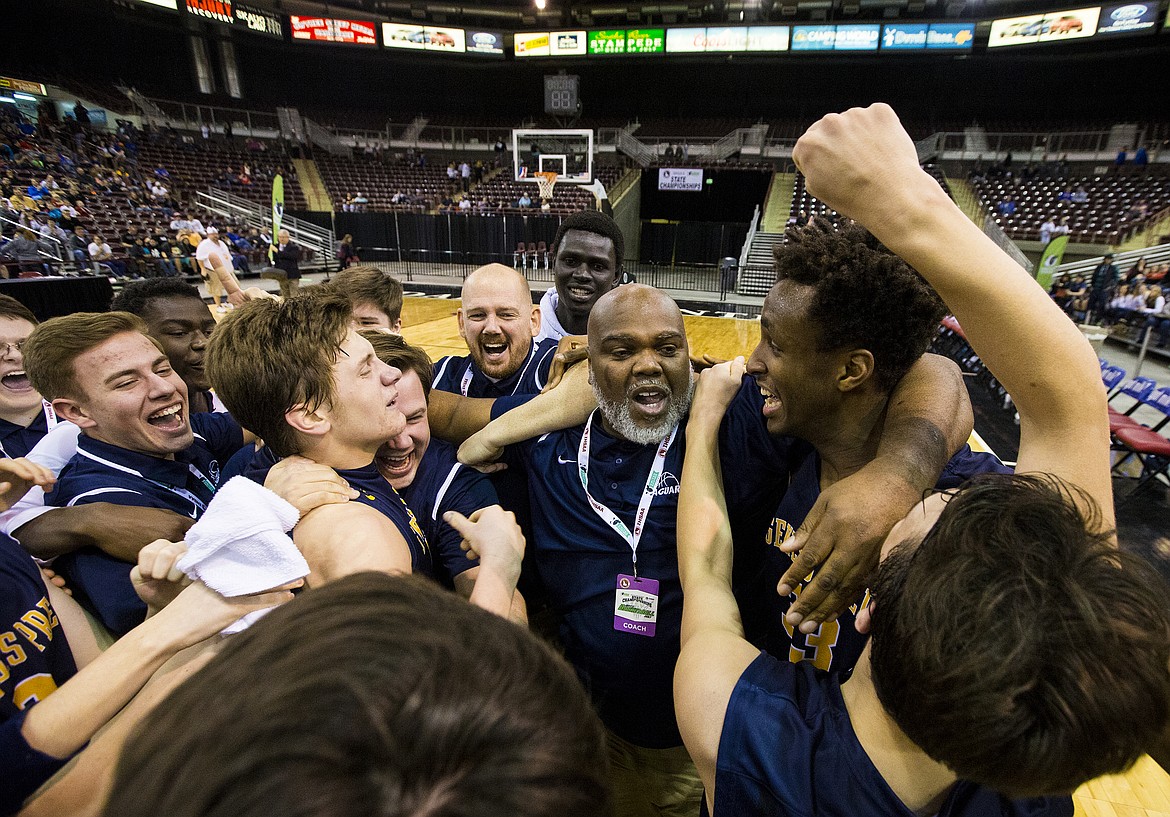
[
  {"xmin": 765, "ymin": 516, "xmax": 797, "ymax": 549},
  {"xmin": 21, "ymin": 610, "xmax": 54, "ymax": 643},
  {"xmin": 3, "ymin": 596, "xmax": 62, "ymax": 663},
  {"xmin": 0, "ymin": 631, "xmax": 27, "ymax": 666}
]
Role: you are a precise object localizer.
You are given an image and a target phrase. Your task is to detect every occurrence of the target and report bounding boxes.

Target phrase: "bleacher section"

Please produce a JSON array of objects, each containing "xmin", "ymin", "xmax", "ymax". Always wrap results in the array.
[
  {"xmin": 789, "ymin": 164, "xmax": 952, "ymax": 224},
  {"xmin": 315, "ymin": 155, "xmax": 463, "ymax": 212},
  {"xmin": 970, "ymin": 173, "xmax": 1170, "ymax": 245},
  {"xmin": 136, "ymin": 141, "xmax": 306, "ymax": 211}
]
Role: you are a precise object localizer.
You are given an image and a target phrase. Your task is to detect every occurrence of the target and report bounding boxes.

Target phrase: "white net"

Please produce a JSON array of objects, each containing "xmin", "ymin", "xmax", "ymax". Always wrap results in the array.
[{"xmin": 535, "ymin": 171, "xmax": 559, "ymax": 202}]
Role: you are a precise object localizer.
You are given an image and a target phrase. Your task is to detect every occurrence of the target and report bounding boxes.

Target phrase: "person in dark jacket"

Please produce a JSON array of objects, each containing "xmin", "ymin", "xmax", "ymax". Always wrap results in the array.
[{"xmin": 271, "ymin": 229, "xmax": 301, "ymax": 298}]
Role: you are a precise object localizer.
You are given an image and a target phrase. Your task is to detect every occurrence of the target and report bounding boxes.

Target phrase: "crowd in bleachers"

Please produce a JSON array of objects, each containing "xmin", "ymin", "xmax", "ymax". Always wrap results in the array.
[
  {"xmin": 1051, "ymin": 253, "xmax": 1170, "ymax": 345},
  {"xmin": 971, "ymin": 157, "xmax": 1169, "ymax": 244},
  {"xmin": 0, "ymin": 108, "xmax": 293, "ymax": 280}
]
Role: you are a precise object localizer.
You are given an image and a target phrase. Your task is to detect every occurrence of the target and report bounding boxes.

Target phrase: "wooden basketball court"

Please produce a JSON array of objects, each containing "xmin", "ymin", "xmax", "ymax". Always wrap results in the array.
[{"xmin": 224, "ymin": 296, "xmax": 1170, "ymax": 816}]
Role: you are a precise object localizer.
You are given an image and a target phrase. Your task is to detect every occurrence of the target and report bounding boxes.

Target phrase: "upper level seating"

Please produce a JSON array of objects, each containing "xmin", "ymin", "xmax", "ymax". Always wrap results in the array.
[
  {"xmin": 316, "ymin": 154, "xmax": 459, "ymax": 212},
  {"xmin": 971, "ymin": 173, "xmax": 1170, "ymax": 244},
  {"xmin": 136, "ymin": 140, "xmax": 306, "ymax": 210},
  {"xmin": 459, "ymin": 165, "xmax": 624, "ymax": 216},
  {"xmin": 789, "ymin": 163, "xmax": 951, "ymax": 224}
]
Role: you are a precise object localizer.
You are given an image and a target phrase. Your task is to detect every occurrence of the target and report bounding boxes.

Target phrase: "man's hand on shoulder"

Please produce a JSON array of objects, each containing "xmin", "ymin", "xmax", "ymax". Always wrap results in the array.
[{"xmin": 264, "ymin": 454, "xmax": 358, "ymax": 516}]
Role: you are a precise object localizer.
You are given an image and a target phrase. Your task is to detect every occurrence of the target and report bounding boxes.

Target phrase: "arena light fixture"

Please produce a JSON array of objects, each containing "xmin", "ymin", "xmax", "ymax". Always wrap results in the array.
[
  {"xmin": 0, "ymin": 98, "xmax": 16, "ymax": 104},
  {"xmin": 13, "ymin": 93, "xmax": 38, "ymax": 101},
  {"xmin": 535, "ymin": 0, "xmax": 547, "ymax": 9}
]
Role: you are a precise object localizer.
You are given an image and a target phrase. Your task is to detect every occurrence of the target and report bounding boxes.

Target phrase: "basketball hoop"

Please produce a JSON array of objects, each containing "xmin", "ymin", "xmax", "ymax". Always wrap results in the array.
[{"xmin": 534, "ymin": 171, "xmax": 559, "ymax": 202}]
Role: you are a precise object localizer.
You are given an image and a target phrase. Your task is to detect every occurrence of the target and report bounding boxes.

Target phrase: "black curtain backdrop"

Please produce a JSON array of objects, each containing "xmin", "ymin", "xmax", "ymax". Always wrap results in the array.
[
  {"xmin": 292, "ymin": 211, "xmax": 569, "ymax": 264},
  {"xmin": 639, "ymin": 221, "xmax": 748, "ymax": 266},
  {"xmin": 640, "ymin": 168, "xmax": 772, "ymax": 223}
]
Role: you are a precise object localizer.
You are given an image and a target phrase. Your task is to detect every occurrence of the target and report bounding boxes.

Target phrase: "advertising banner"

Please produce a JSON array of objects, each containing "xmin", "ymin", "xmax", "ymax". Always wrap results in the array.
[
  {"xmin": 881, "ymin": 23, "xmax": 929, "ymax": 49},
  {"xmin": 746, "ymin": 26, "xmax": 790, "ymax": 51},
  {"xmin": 1036, "ymin": 235, "xmax": 1069, "ymax": 291},
  {"xmin": 626, "ymin": 29, "xmax": 665, "ymax": 54},
  {"xmin": 514, "ymin": 32, "xmax": 551, "ymax": 56},
  {"xmin": 235, "ymin": 3, "xmax": 282, "ymax": 38},
  {"xmin": 269, "ymin": 175, "xmax": 284, "ymax": 266},
  {"xmin": 703, "ymin": 26, "xmax": 749, "ymax": 51},
  {"xmin": 659, "ymin": 168, "xmax": 705, "ymax": 192},
  {"xmin": 833, "ymin": 24, "xmax": 880, "ymax": 50},
  {"xmin": 131, "ymin": 0, "xmax": 179, "ymax": 10},
  {"xmin": 791, "ymin": 25, "xmax": 837, "ymax": 51},
  {"xmin": 550, "ymin": 31, "xmax": 588, "ymax": 55},
  {"xmin": 988, "ymin": 7, "xmax": 1100, "ymax": 47},
  {"xmin": 589, "ymin": 30, "xmax": 627, "ymax": 55},
  {"xmin": 186, "ymin": 0, "xmax": 233, "ymax": 24},
  {"xmin": 289, "ymin": 16, "xmax": 377, "ymax": 45},
  {"xmin": 466, "ymin": 31, "xmax": 505, "ymax": 56},
  {"xmin": 382, "ymin": 25, "xmax": 466, "ymax": 52},
  {"xmin": 665, "ymin": 27, "xmax": 709, "ymax": 52},
  {"xmin": 1096, "ymin": 3, "xmax": 1158, "ymax": 35},
  {"xmin": 927, "ymin": 23, "xmax": 975, "ymax": 49},
  {"xmin": 0, "ymin": 77, "xmax": 48, "ymax": 96}
]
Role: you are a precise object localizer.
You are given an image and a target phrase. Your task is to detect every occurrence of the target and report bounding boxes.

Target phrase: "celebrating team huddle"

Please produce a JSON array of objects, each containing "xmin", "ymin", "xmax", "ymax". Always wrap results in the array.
[{"xmin": 1, "ymin": 107, "xmax": 1167, "ymax": 817}]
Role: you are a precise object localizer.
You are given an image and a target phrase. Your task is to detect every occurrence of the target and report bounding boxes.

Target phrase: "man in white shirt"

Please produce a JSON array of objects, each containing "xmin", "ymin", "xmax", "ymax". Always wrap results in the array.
[
  {"xmin": 87, "ymin": 235, "xmax": 128, "ymax": 278},
  {"xmin": 195, "ymin": 228, "xmax": 245, "ymax": 312}
]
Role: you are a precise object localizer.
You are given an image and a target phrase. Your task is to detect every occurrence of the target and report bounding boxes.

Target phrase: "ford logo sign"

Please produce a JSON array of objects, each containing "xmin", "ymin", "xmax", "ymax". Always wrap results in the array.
[
  {"xmin": 472, "ymin": 32, "xmax": 497, "ymax": 45},
  {"xmin": 1111, "ymin": 4, "xmax": 1147, "ymax": 20}
]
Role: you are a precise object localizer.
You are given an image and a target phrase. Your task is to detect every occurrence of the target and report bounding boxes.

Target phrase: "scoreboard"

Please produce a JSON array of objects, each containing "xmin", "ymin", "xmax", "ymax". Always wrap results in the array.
[{"xmin": 543, "ymin": 74, "xmax": 579, "ymax": 115}]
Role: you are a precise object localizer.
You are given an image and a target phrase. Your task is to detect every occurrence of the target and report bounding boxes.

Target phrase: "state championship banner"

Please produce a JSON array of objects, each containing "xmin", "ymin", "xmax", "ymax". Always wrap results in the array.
[
  {"xmin": 270, "ymin": 174, "xmax": 283, "ymax": 265},
  {"xmin": 1036, "ymin": 234, "xmax": 1069, "ymax": 291}
]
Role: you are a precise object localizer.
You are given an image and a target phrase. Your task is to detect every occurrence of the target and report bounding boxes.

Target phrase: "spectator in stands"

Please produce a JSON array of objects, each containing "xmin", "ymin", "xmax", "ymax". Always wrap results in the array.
[
  {"xmin": 1, "ymin": 228, "xmax": 52, "ymax": 275},
  {"xmin": 326, "ymin": 265, "xmax": 403, "ymax": 331},
  {"xmin": 271, "ymin": 228, "xmax": 302, "ymax": 299},
  {"xmin": 518, "ymin": 192, "xmax": 533, "ymax": 209},
  {"xmin": 1125, "ymin": 257, "xmax": 1148, "ymax": 284},
  {"xmin": 69, "ymin": 226, "xmax": 90, "ymax": 268},
  {"xmin": 1071, "ymin": 185, "xmax": 1089, "ymax": 204},
  {"xmin": 147, "ymin": 237, "xmax": 178, "ymax": 278},
  {"xmin": 72, "ymin": 101, "xmax": 89, "ymax": 127},
  {"xmin": 336, "ymin": 234, "xmax": 357, "ymax": 272},
  {"xmin": 1088, "ymin": 253, "xmax": 1119, "ymax": 324},
  {"xmin": 995, "ymin": 195, "xmax": 1016, "ymax": 217},
  {"xmin": 353, "ymin": 192, "xmax": 369, "ymax": 212},
  {"xmin": 196, "ymin": 228, "xmax": 242, "ymax": 312},
  {"xmin": 127, "ymin": 238, "xmax": 151, "ymax": 279},
  {"xmin": 460, "ymin": 161, "xmax": 471, "ymax": 192},
  {"xmin": 458, "ymin": 197, "xmax": 472, "ymax": 212},
  {"xmin": 1039, "ymin": 216, "xmax": 1057, "ymax": 246},
  {"xmin": 1054, "ymin": 215, "xmax": 1071, "ymax": 239},
  {"xmin": 87, "ymin": 233, "xmax": 126, "ymax": 279},
  {"xmin": 1134, "ymin": 145, "xmax": 1149, "ymax": 172}
]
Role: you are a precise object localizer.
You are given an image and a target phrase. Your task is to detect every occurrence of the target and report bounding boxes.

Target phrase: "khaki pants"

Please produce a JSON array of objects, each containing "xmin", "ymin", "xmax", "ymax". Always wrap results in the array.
[
  {"xmin": 606, "ymin": 730, "xmax": 703, "ymax": 817},
  {"xmin": 204, "ymin": 269, "xmax": 223, "ymax": 301},
  {"xmin": 278, "ymin": 277, "xmax": 300, "ymax": 299}
]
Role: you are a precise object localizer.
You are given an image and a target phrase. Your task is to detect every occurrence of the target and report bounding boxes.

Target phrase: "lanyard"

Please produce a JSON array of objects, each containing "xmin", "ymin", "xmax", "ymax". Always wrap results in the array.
[
  {"xmin": 577, "ymin": 410, "xmax": 677, "ymax": 578},
  {"xmin": 459, "ymin": 345, "xmax": 538, "ymax": 397},
  {"xmin": 78, "ymin": 448, "xmax": 216, "ymax": 515},
  {"xmin": 41, "ymin": 400, "xmax": 59, "ymax": 431}
]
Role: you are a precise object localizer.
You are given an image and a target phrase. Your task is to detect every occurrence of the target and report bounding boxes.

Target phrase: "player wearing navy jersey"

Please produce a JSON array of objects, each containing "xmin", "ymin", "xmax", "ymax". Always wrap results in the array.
[
  {"xmin": 206, "ymin": 290, "xmax": 553, "ymax": 618},
  {"xmin": 324, "ymin": 265, "xmax": 404, "ymax": 332},
  {"xmin": 21, "ymin": 311, "xmax": 246, "ymax": 636},
  {"xmin": 0, "ymin": 456, "xmax": 294, "ymax": 815},
  {"xmin": 462, "ymin": 284, "xmax": 969, "ymax": 817},
  {"xmin": 676, "ymin": 105, "xmax": 1170, "ymax": 815},
  {"xmin": 433, "ymin": 264, "xmax": 558, "ymax": 398},
  {"xmin": 0, "ymin": 296, "xmax": 62, "ymax": 461}
]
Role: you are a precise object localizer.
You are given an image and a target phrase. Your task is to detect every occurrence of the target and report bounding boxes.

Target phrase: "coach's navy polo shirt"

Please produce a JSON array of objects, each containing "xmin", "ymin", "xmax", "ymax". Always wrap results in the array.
[
  {"xmin": 401, "ymin": 438, "xmax": 498, "ymax": 589},
  {"xmin": 746, "ymin": 443, "xmax": 1014, "ymax": 676},
  {"xmin": 0, "ymin": 533, "xmax": 78, "ymax": 813},
  {"xmin": 246, "ymin": 449, "xmax": 434, "ymax": 579},
  {"xmin": 47, "ymin": 413, "xmax": 244, "ymax": 637},
  {"xmin": 0, "ymin": 411, "xmax": 50, "ymax": 460},
  {"xmin": 512, "ymin": 377, "xmax": 793, "ymax": 749},
  {"xmin": 432, "ymin": 337, "xmax": 558, "ymax": 399},
  {"xmin": 714, "ymin": 651, "xmax": 1072, "ymax": 817}
]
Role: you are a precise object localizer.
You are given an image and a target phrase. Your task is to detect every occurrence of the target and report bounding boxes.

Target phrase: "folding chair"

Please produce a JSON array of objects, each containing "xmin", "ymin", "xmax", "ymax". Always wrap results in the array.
[{"xmin": 1112, "ymin": 385, "xmax": 1170, "ymax": 505}]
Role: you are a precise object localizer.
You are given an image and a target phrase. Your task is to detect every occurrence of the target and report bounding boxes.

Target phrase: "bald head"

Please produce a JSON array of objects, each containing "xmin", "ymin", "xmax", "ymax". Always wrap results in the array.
[
  {"xmin": 587, "ymin": 285, "xmax": 693, "ymax": 445},
  {"xmin": 588, "ymin": 285, "xmax": 685, "ymax": 353},
  {"xmin": 462, "ymin": 264, "xmax": 531, "ymax": 308},
  {"xmin": 458, "ymin": 264, "xmax": 540, "ymax": 380}
]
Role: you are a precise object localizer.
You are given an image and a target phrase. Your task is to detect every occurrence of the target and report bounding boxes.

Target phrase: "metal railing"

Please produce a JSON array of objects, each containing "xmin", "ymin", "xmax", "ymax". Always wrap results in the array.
[
  {"xmin": 739, "ymin": 205, "xmax": 761, "ymax": 271},
  {"xmin": 0, "ymin": 214, "xmax": 72, "ymax": 274},
  {"xmin": 193, "ymin": 189, "xmax": 334, "ymax": 269},
  {"xmin": 1056, "ymin": 241, "xmax": 1170, "ymax": 279}
]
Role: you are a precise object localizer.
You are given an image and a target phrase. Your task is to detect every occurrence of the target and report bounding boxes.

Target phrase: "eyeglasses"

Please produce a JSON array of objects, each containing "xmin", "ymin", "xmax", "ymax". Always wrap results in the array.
[{"xmin": 0, "ymin": 341, "xmax": 26, "ymax": 355}]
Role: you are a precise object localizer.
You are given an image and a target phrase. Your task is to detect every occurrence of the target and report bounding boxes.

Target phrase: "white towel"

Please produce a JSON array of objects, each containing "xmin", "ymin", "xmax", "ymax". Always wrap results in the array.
[{"xmin": 177, "ymin": 476, "xmax": 309, "ymax": 610}]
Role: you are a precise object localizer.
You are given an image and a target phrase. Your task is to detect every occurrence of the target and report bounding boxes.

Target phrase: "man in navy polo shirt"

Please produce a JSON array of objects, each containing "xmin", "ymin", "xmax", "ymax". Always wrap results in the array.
[
  {"xmin": 463, "ymin": 284, "xmax": 967, "ymax": 817},
  {"xmin": 23, "ymin": 311, "xmax": 245, "ymax": 636},
  {"xmin": 433, "ymin": 263, "xmax": 558, "ymax": 399}
]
